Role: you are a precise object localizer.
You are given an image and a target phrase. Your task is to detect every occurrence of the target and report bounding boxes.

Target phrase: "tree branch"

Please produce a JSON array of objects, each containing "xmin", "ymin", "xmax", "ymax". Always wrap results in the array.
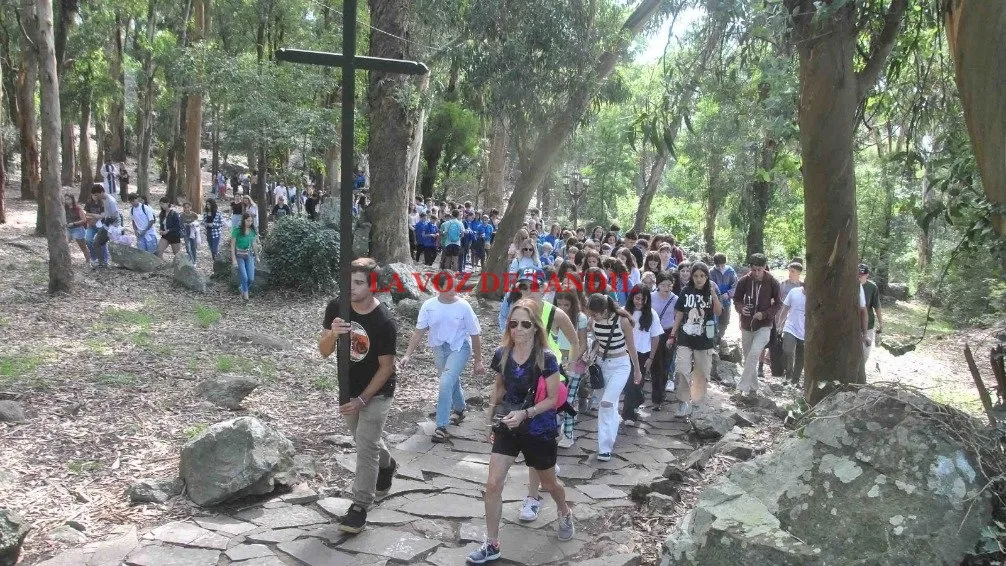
[{"xmin": 855, "ymin": 0, "xmax": 908, "ymax": 105}]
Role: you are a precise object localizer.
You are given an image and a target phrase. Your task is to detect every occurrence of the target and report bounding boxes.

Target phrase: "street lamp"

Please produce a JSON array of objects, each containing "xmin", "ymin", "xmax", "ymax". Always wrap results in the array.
[{"xmin": 564, "ymin": 171, "xmax": 588, "ymax": 229}]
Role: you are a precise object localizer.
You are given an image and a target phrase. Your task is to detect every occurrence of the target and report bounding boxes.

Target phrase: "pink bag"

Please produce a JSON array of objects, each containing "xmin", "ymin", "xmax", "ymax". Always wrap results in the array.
[{"xmin": 534, "ymin": 375, "xmax": 569, "ymax": 409}]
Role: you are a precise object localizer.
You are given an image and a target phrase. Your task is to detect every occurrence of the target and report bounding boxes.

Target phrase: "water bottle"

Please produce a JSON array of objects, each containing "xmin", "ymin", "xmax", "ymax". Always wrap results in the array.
[{"xmin": 705, "ymin": 319, "xmax": 716, "ymax": 339}]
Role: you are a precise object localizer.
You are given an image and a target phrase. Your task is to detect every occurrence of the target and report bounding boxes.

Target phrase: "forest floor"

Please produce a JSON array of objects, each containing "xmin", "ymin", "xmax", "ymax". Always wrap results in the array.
[{"xmin": 0, "ymin": 181, "xmax": 1002, "ymax": 565}]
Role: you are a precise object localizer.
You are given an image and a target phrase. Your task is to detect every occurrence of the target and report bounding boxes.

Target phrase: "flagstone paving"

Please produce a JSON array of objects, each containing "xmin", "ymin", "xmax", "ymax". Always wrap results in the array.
[{"xmin": 34, "ymin": 392, "xmax": 734, "ymax": 566}]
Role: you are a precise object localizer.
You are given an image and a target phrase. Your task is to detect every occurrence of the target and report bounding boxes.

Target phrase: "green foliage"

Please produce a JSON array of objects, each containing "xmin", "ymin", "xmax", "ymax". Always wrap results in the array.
[
  {"xmin": 423, "ymin": 102, "xmax": 480, "ymax": 170},
  {"xmin": 262, "ymin": 217, "xmax": 341, "ymax": 294},
  {"xmin": 194, "ymin": 305, "xmax": 222, "ymax": 328},
  {"xmin": 312, "ymin": 375, "xmax": 335, "ymax": 391},
  {"xmin": 183, "ymin": 424, "xmax": 208, "ymax": 440},
  {"xmin": 104, "ymin": 307, "xmax": 153, "ymax": 328}
]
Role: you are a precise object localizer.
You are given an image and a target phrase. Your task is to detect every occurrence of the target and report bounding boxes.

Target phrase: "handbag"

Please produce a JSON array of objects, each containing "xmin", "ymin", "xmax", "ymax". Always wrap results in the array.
[{"xmin": 587, "ymin": 320, "xmax": 614, "ymax": 389}]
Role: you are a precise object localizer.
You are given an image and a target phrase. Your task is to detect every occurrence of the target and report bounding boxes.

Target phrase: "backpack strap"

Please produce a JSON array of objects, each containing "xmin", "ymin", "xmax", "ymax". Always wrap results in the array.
[{"xmin": 544, "ymin": 302, "xmax": 557, "ymax": 338}]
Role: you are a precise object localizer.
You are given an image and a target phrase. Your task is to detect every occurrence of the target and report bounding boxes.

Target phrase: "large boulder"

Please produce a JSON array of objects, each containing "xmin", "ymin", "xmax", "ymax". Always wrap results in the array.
[
  {"xmin": 0, "ymin": 509, "xmax": 28, "ymax": 566},
  {"xmin": 379, "ymin": 263, "xmax": 426, "ymax": 302},
  {"xmin": 109, "ymin": 242, "xmax": 167, "ymax": 273},
  {"xmin": 0, "ymin": 401, "xmax": 24, "ymax": 423},
  {"xmin": 886, "ymin": 283, "xmax": 910, "ymax": 301},
  {"xmin": 718, "ymin": 341, "xmax": 742, "ymax": 364},
  {"xmin": 689, "ymin": 405, "xmax": 734, "ymax": 440},
  {"xmin": 127, "ymin": 477, "xmax": 184, "ymax": 504},
  {"xmin": 179, "ymin": 417, "xmax": 295, "ymax": 506},
  {"xmin": 710, "ymin": 355, "xmax": 739, "ymax": 388},
  {"xmin": 195, "ymin": 375, "xmax": 260, "ymax": 410},
  {"xmin": 660, "ymin": 387, "xmax": 994, "ymax": 566},
  {"xmin": 395, "ymin": 298, "xmax": 422, "ymax": 321},
  {"xmin": 217, "ymin": 256, "xmax": 272, "ymax": 290},
  {"xmin": 172, "ymin": 255, "xmax": 206, "ymax": 293}
]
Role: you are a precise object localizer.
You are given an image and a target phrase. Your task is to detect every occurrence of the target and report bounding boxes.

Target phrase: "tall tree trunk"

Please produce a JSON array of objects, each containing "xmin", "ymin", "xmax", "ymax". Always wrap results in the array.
[
  {"xmin": 632, "ymin": 4, "xmax": 727, "ymax": 232},
  {"xmin": 745, "ymin": 134, "xmax": 777, "ymax": 258},
  {"xmin": 211, "ymin": 103, "xmax": 220, "ymax": 192},
  {"xmin": 788, "ymin": 0, "xmax": 907, "ymax": 404},
  {"xmin": 633, "ymin": 152, "xmax": 668, "ymax": 233},
  {"xmin": 405, "ymin": 74, "xmax": 429, "ymax": 208},
  {"xmin": 479, "ymin": 0, "xmax": 665, "ymax": 298},
  {"xmin": 136, "ymin": 0, "xmax": 157, "ymax": 199},
  {"xmin": 366, "ymin": 0, "xmax": 417, "ymax": 263},
  {"xmin": 185, "ymin": 0, "xmax": 207, "ymax": 205},
  {"xmin": 167, "ymin": 95, "xmax": 187, "ymax": 203},
  {"xmin": 78, "ymin": 84, "xmax": 93, "ymax": 203},
  {"xmin": 108, "ymin": 14, "xmax": 126, "ymax": 163},
  {"xmin": 256, "ymin": 143, "xmax": 268, "ymax": 235},
  {"xmin": 483, "ymin": 116, "xmax": 508, "ymax": 209},
  {"xmin": 57, "ymin": 0, "xmax": 78, "ymax": 186},
  {"xmin": 0, "ymin": 56, "xmax": 6, "ymax": 224},
  {"xmin": 17, "ymin": 0, "xmax": 40, "ymax": 202},
  {"xmin": 944, "ymin": 0, "xmax": 1006, "ymax": 235},
  {"xmin": 704, "ymin": 152, "xmax": 723, "ymax": 254},
  {"xmin": 38, "ymin": 0, "xmax": 73, "ymax": 292}
]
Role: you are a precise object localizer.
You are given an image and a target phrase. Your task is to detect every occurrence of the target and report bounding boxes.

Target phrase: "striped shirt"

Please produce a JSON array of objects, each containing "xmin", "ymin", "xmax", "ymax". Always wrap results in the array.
[{"xmin": 592, "ymin": 315, "xmax": 627, "ymax": 356}]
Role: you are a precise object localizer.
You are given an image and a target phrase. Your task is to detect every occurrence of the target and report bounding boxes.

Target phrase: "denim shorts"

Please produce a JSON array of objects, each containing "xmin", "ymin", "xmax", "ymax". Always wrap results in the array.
[{"xmin": 68, "ymin": 226, "xmax": 86, "ymax": 241}]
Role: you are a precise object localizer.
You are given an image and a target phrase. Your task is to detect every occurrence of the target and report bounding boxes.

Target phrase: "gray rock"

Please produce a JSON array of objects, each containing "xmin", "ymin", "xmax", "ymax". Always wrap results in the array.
[
  {"xmin": 660, "ymin": 386, "xmax": 995, "ymax": 566},
  {"xmin": 234, "ymin": 505, "xmax": 327, "ymax": 529},
  {"xmin": 337, "ymin": 527, "xmax": 441, "ymax": 562},
  {"xmin": 211, "ymin": 254, "xmax": 233, "ymax": 280},
  {"xmin": 195, "ymin": 375, "xmax": 260, "ymax": 410},
  {"xmin": 109, "ymin": 242, "xmax": 167, "ymax": 273},
  {"xmin": 395, "ymin": 298, "xmax": 421, "ymax": 321},
  {"xmin": 0, "ymin": 509, "xmax": 28, "ymax": 566},
  {"xmin": 225, "ymin": 543, "xmax": 275, "ymax": 562},
  {"xmin": 730, "ymin": 409, "xmax": 759, "ymax": 427},
  {"xmin": 124, "ymin": 544, "xmax": 220, "ymax": 566},
  {"xmin": 179, "ymin": 417, "xmax": 295, "ymax": 506},
  {"xmin": 411, "ymin": 518, "xmax": 455, "ymax": 541},
  {"xmin": 48, "ymin": 524, "xmax": 87, "ymax": 544},
  {"xmin": 147, "ymin": 520, "xmax": 229, "ymax": 550},
  {"xmin": 716, "ymin": 441, "xmax": 756, "ymax": 461},
  {"xmin": 172, "ymin": 255, "xmax": 207, "ymax": 292},
  {"xmin": 323, "ymin": 434, "xmax": 355, "ymax": 448},
  {"xmin": 886, "ymin": 282, "xmax": 910, "ymax": 301},
  {"xmin": 292, "ymin": 454, "xmax": 317, "ymax": 478},
  {"xmin": 689, "ymin": 405, "xmax": 734, "ymax": 440},
  {"xmin": 127, "ymin": 477, "xmax": 184, "ymax": 504},
  {"xmin": 647, "ymin": 492, "xmax": 678, "ymax": 513},
  {"xmin": 378, "ymin": 263, "xmax": 426, "ymax": 302},
  {"xmin": 280, "ymin": 483, "xmax": 319, "ymax": 505},
  {"xmin": 0, "ymin": 401, "xmax": 24, "ymax": 423},
  {"xmin": 718, "ymin": 341, "xmax": 742, "ymax": 363},
  {"xmin": 278, "ymin": 537, "xmax": 356, "ymax": 566}
]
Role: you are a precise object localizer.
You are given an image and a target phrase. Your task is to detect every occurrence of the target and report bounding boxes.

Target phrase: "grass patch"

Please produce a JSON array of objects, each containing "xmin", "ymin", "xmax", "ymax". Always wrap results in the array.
[
  {"xmin": 0, "ymin": 316, "xmax": 9, "ymax": 328},
  {"xmin": 105, "ymin": 307, "xmax": 153, "ymax": 328},
  {"xmin": 131, "ymin": 330, "xmax": 172, "ymax": 355},
  {"xmin": 0, "ymin": 354, "xmax": 44, "ymax": 378},
  {"xmin": 95, "ymin": 373, "xmax": 139, "ymax": 387},
  {"xmin": 930, "ymin": 388, "xmax": 984, "ymax": 415},
  {"xmin": 194, "ymin": 304, "xmax": 222, "ymax": 328},
  {"xmin": 216, "ymin": 355, "xmax": 253, "ymax": 374},
  {"xmin": 882, "ymin": 301, "xmax": 954, "ymax": 345},
  {"xmin": 257, "ymin": 360, "xmax": 278, "ymax": 382},
  {"xmin": 183, "ymin": 424, "xmax": 208, "ymax": 440},
  {"xmin": 312, "ymin": 375, "xmax": 335, "ymax": 391},
  {"xmin": 67, "ymin": 460, "xmax": 101, "ymax": 475},
  {"xmin": 84, "ymin": 338, "xmax": 113, "ymax": 356}
]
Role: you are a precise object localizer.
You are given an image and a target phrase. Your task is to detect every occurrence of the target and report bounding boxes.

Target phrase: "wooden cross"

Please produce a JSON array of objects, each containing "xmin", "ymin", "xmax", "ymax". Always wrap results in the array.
[{"xmin": 275, "ymin": 0, "xmax": 429, "ymax": 387}]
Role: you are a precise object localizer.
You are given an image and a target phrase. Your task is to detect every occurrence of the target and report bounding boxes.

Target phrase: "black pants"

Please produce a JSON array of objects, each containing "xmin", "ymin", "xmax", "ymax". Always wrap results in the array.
[
  {"xmin": 408, "ymin": 228, "xmax": 418, "ymax": 260},
  {"xmin": 422, "ymin": 245, "xmax": 438, "ymax": 266},
  {"xmin": 650, "ymin": 330, "xmax": 673, "ymax": 405},
  {"xmin": 621, "ymin": 351, "xmax": 649, "ymax": 420}
]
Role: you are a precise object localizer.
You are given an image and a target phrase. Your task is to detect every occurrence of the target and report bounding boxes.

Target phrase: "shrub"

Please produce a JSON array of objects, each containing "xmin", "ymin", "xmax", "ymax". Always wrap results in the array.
[{"xmin": 262, "ymin": 216, "xmax": 340, "ymax": 293}]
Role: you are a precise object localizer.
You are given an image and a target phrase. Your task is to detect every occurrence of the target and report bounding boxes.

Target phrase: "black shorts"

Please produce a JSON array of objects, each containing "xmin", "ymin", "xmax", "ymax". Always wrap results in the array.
[
  {"xmin": 444, "ymin": 244, "xmax": 461, "ymax": 256},
  {"xmin": 163, "ymin": 233, "xmax": 181, "ymax": 245},
  {"xmin": 492, "ymin": 430, "xmax": 557, "ymax": 471}
]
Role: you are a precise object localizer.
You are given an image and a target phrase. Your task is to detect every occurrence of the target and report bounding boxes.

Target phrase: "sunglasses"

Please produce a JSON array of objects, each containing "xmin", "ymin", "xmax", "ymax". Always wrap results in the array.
[
  {"xmin": 523, "ymin": 248, "xmax": 534, "ymax": 252},
  {"xmin": 508, "ymin": 320, "xmax": 534, "ymax": 329}
]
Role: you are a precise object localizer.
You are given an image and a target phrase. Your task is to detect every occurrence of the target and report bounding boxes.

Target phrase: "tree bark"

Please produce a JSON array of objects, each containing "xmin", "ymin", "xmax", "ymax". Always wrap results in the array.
[
  {"xmin": 366, "ymin": 0, "xmax": 417, "ymax": 264},
  {"xmin": 108, "ymin": 14, "xmax": 126, "ymax": 163},
  {"xmin": 788, "ymin": 0, "xmax": 907, "ymax": 404},
  {"xmin": 704, "ymin": 152, "xmax": 723, "ymax": 254},
  {"xmin": 136, "ymin": 0, "xmax": 157, "ymax": 199},
  {"xmin": 255, "ymin": 144, "xmax": 268, "ymax": 236},
  {"xmin": 57, "ymin": 0, "xmax": 78, "ymax": 186},
  {"xmin": 17, "ymin": 0, "xmax": 40, "ymax": 202},
  {"xmin": 0, "ymin": 55, "xmax": 6, "ymax": 224},
  {"xmin": 745, "ymin": 134, "xmax": 777, "ymax": 259},
  {"xmin": 405, "ymin": 74, "xmax": 429, "ymax": 208},
  {"xmin": 483, "ymin": 116, "xmax": 508, "ymax": 209},
  {"xmin": 78, "ymin": 84, "xmax": 93, "ymax": 203},
  {"xmin": 211, "ymin": 103, "xmax": 220, "ymax": 192},
  {"xmin": 184, "ymin": 0, "xmax": 207, "ymax": 205},
  {"xmin": 37, "ymin": 0, "xmax": 73, "ymax": 292},
  {"xmin": 167, "ymin": 95, "xmax": 187, "ymax": 204},
  {"xmin": 478, "ymin": 0, "xmax": 664, "ymax": 298},
  {"xmin": 633, "ymin": 152, "xmax": 668, "ymax": 233},
  {"xmin": 943, "ymin": 0, "xmax": 1006, "ymax": 235}
]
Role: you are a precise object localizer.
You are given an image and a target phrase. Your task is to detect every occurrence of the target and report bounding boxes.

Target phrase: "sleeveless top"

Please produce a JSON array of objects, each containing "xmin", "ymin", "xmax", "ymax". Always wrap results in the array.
[
  {"xmin": 591, "ymin": 314, "xmax": 627, "ymax": 356},
  {"xmin": 540, "ymin": 301, "xmax": 563, "ymax": 364}
]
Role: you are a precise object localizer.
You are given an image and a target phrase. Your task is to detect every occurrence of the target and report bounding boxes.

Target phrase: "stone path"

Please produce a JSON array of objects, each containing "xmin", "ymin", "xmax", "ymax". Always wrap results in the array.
[{"xmin": 34, "ymin": 392, "xmax": 749, "ymax": 566}]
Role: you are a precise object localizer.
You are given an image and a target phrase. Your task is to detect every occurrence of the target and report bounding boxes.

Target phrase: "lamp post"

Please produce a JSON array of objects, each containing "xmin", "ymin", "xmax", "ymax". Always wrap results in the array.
[{"xmin": 564, "ymin": 171, "xmax": 589, "ymax": 229}]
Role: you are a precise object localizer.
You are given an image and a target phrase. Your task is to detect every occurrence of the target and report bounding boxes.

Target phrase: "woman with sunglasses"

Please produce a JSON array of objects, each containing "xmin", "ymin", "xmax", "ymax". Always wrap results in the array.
[
  {"xmin": 668, "ymin": 261, "xmax": 722, "ymax": 417},
  {"xmin": 584, "ymin": 293, "xmax": 641, "ymax": 462},
  {"xmin": 506, "ymin": 229, "xmax": 530, "ymax": 264},
  {"xmin": 508, "ymin": 239, "xmax": 542, "ymax": 273},
  {"xmin": 470, "ymin": 299, "xmax": 575, "ymax": 564}
]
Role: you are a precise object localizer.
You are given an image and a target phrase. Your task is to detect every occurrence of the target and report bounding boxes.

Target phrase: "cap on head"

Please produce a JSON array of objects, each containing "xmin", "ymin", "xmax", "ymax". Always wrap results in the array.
[
  {"xmin": 858, "ymin": 263, "xmax": 870, "ymax": 275},
  {"xmin": 517, "ymin": 268, "xmax": 545, "ymax": 285},
  {"xmin": 788, "ymin": 262, "xmax": 804, "ymax": 272}
]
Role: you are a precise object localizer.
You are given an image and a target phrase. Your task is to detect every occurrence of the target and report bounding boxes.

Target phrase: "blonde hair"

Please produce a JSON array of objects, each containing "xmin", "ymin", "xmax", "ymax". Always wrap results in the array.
[{"xmin": 501, "ymin": 298, "xmax": 548, "ymax": 371}]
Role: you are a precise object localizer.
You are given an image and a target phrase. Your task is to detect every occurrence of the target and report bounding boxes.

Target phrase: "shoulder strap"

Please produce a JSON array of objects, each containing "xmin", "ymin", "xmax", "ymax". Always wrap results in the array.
[
  {"xmin": 544, "ymin": 302, "xmax": 556, "ymax": 337},
  {"xmin": 600, "ymin": 317, "xmax": 614, "ymax": 361},
  {"xmin": 658, "ymin": 295, "xmax": 674, "ymax": 319}
]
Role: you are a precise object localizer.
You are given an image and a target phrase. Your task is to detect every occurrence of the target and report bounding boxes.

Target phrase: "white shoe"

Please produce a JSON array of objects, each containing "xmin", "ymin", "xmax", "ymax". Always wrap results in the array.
[
  {"xmin": 557, "ymin": 436, "xmax": 575, "ymax": 449},
  {"xmin": 675, "ymin": 401, "xmax": 692, "ymax": 417},
  {"xmin": 519, "ymin": 496, "xmax": 542, "ymax": 522},
  {"xmin": 664, "ymin": 382, "xmax": 675, "ymax": 393}
]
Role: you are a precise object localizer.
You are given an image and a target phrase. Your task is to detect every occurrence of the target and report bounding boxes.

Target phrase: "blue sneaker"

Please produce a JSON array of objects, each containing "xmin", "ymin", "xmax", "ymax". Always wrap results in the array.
[{"xmin": 467, "ymin": 540, "xmax": 501, "ymax": 564}]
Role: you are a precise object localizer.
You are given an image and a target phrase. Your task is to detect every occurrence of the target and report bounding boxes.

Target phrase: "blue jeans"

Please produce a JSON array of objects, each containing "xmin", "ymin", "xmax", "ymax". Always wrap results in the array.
[
  {"xmin": 84, "ymin": 227, "xmax": 109, "ymax": 264},
  {"xmin": 236, "ymin": 253, "xmax": 255, "ymax": 294},
  {"xmin": 137, "ymin": 235, "xmax": 158, "ymax": 253},
  {"xmin": 207, "ymin": 234, "xmax": 220, "ymax": 259},
  {"xmin": 185, "ymin": 238, "xmax": 198, "ymax": 264},
  {"xmin": 432, "ymin": 341, "xmax": 470, "ymax": 428}
]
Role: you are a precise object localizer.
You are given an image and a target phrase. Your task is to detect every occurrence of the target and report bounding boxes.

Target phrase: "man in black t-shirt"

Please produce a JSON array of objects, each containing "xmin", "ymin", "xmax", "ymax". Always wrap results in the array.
[{"xmin": 320, "ymin": 258, "xmax": 398, "ymax": 534}]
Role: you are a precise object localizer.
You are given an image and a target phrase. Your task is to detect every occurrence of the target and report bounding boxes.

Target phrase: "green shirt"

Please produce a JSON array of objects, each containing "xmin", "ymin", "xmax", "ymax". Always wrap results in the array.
[
  {"xmin": 232, "ymin": 226, "xmax": 256, "ymax": 251},
  {"xmin": 540, "ymin": 302, "xmax": 563, "ymax": 365},
  {"xmin": 862, "ymin": 280, "xmax": 880, "ymax": 329}
]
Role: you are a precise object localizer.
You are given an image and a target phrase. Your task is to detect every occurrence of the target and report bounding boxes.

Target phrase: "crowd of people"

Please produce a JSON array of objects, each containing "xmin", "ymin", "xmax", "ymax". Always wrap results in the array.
[{"xmin": 323, "ymin": 200, "xmax": 885, "ymax": 564}]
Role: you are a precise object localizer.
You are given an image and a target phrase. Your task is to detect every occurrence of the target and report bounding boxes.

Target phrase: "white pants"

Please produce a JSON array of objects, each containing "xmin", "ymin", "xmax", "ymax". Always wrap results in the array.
[
  {"xmin": 739, "ymin": 326, "xmax": 772, "ymax": 394},
  {"xmin": 595, "ymin": 355, "xmax": 632, "ymax": 455}
]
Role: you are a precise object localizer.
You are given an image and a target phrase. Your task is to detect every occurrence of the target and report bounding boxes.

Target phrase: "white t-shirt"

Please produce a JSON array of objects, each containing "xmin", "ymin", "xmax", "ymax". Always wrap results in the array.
[
  {"xmin": 632, "ymin": 308, "xmax": 664, "ymax": 354},
  {"xmin": 130, "ymin": 203, "xmax": 156, "ymax": 237},
  {"xmin": 859, "ymin": 284, "xmax": 866, "ymax": 308},
  {"xmin": 557, "ymin": 311, "xmax": 587, "ymax": 352},
  {"xmin": 273, "ymin": 184, "xmax": 286, "ymax": 202},
  {"xmin": 783, "ymin": 287, "xmax": 806, "ymax": 340},
  {"xmin": 416, "ymin": 297, "xmax": 482, "ymax": 352}
]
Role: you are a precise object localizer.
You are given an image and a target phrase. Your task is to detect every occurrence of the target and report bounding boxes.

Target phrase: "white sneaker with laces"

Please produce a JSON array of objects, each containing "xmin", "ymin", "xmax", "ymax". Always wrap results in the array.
[
  {"xmin": 664, "ymin": 381, "xmax": 675, "ymax": 392},
  {"xmin": 519, "ymin": 496, "xmax": 542, "ymax": 522},
  {"xmin": 557, "ymin": 436, "xmax": 575, "ymax": 449}
]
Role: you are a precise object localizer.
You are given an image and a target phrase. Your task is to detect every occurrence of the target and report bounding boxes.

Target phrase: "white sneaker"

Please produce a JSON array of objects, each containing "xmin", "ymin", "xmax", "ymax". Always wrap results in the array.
[
  {"xmin": 519, "ymin": 496, "xmax": 542, "ymax": 522},
  {"xmin": 557, "ymin": 436, "xmax": 575, "ymax": 449},
  {"xmin": 89, "ymin": 259, "xmax": 98, "ymax": 268},
  {"xmin": 664, "ymin": 381, "xmax": 675, "ymax": 393},
  {"xmin": 675, "ymin": 401, "xmax": 692, "ymax": 417}
]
